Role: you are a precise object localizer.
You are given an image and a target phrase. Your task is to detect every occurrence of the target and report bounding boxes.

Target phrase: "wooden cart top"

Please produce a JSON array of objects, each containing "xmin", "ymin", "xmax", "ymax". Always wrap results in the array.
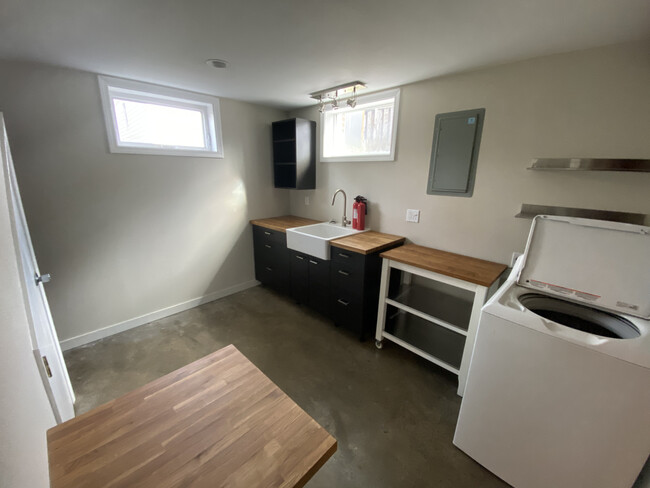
[{"xmin": 380, "ymin": 244, "xmax": 507, "ymax": 287}]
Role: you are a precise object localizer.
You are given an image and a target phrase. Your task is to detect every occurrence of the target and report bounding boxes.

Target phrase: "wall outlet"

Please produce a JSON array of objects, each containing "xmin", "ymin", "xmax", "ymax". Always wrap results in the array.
[
  {"xmin": 304, "ymin": 196, "xmax": 310, "ymax": 205},
  {"xmin": 406, "ymin": 209, "xmax": 420, "ymax": 223}
]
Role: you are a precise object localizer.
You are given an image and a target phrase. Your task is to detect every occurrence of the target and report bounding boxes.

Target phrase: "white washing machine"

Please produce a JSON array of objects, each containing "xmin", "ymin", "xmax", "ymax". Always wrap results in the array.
[{"xmin": 453, "ymin": 215, "xmax": 650, "ymax": 488}]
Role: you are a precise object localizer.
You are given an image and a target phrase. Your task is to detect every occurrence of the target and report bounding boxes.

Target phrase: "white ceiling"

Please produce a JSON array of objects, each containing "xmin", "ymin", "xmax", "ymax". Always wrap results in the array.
[{"xmin": 1, "ymin": 0, "xmax": 649, "ymax": 109}]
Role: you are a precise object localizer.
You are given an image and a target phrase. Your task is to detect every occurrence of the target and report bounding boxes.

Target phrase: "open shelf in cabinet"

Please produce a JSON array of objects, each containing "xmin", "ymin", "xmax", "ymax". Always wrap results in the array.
[{"xmin": 271, "ymin": 118, "xmax": 315, "ymax": 190}]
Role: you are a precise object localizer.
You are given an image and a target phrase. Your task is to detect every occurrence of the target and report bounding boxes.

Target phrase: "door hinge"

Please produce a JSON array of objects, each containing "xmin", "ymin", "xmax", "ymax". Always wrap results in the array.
[
  {"xmin": 42, "ymin": 356, "xmax": 53, "ymax": 378},
  {"xmin": 35, "ymin": 273, "xmax": 52, "ymax": 285}
]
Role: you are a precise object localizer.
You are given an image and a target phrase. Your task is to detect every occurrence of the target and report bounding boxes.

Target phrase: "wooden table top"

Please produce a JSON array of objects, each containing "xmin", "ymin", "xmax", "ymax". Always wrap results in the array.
[
  {"xmin": 380, "ymin": 244, "xmax": 507, "ymax": 287},
  {"xmin": 250, "ymin": 216, "xmax": 320, "ymax": 233},
  {"xmin": 331, "ymin": 231, "xmax": 405, "ymax": 255},
  {"xmin": 47, "ymin": 345, "xmax": 336, "ymax": 488}
]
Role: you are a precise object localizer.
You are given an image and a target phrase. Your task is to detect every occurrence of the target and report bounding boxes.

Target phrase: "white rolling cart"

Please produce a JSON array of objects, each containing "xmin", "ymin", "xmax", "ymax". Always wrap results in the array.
[{"xmin": 375, "ymin": 244, "xmax": 507, "ymax": 396}]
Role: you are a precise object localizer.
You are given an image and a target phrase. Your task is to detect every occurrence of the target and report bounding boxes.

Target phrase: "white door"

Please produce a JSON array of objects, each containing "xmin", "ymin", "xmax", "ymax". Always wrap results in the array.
[{"xmin": 1, "ymin": 114, "xmax": 75, "ymax": 423}]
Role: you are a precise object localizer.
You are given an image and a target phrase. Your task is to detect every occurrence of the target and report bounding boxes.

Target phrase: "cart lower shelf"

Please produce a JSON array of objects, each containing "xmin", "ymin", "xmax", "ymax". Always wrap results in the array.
[{"xmin": 383, "ymin": 310, "xmax": 465, "ymax": 373}]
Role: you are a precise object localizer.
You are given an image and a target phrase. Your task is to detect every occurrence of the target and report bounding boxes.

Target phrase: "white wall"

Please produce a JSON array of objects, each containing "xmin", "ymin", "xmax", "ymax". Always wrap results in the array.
[
  {"xmin": 0, "ymin": 60, "xmax": 289, "ymax": 345},
  {"xmin": 0, "ymin": 115, "xmax": 55, "ymax": 487},
  {"xmin": 289, "ymin": 40, "xmax": 650, "ymax": 264}
]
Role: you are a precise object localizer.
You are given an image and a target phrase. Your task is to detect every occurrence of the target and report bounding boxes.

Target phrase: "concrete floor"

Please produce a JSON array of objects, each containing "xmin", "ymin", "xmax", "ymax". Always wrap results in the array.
[{"xmin": 64, "ymin": 285, "xmax": 509, "ymax": 488}]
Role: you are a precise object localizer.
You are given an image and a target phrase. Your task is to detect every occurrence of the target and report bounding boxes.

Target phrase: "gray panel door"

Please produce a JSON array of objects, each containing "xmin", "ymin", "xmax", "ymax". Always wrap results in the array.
[{"xmin": 427, "ymin": 109, "xmax": 485, "ymax": 197}]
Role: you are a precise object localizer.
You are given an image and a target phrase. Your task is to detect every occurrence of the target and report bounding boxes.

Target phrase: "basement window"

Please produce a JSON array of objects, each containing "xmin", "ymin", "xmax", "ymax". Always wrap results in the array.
[
  {"xmin": 98, "ymin": 76, "xmax": 224, "ymax": 158},
  {"xmin": 321, "ymin": 88, "xmax": 400, "ymax": 162}
]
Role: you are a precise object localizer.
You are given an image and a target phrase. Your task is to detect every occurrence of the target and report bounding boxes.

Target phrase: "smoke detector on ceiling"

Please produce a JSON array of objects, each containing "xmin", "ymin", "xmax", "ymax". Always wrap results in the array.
[{"xmin": 205, "ymin": 59, "xmax": 228, "ymax": 69}]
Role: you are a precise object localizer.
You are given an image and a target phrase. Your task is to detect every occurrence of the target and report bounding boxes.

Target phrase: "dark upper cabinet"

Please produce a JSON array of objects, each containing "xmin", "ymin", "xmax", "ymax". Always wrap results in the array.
[{"xmin": 272, "ymin": 118, "xmax": 316, "ymax": 190}]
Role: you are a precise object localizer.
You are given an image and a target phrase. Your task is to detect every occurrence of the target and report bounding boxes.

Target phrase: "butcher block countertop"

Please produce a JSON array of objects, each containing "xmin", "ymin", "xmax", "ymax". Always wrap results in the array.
[
  {"xmin": 332, "ymin": 231, "xmax": 405, "ymax": 255},
  {"xmin": 251, "ymin": 216, "xmax": 405, "ymax": 255},
  {"xmin": 380, "ymin": 244, "xmax": 507, "ymax": 287},
  {"xmin": 47, "ymin": 345, "xmax": 336, "ymax": 488},
  {"xmin": 250, "ymin": 215, "xmax": 319, "ymax": 232}
]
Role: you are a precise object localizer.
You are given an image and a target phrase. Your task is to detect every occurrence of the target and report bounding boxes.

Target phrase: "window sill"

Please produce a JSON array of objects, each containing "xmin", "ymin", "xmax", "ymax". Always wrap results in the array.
[
  {"xmin": 321, "ymin": 154, "xmax": 395, "ymax": 163},
  {"xmin": 108, "ymin": 146, "xmax": 224, "ymax": 159}
]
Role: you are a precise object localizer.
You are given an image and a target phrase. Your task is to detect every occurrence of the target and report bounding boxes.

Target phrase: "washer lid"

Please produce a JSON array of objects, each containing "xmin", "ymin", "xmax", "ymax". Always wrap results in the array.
[{"xmin": 518, "ymin": 216, "xmax": 650, "ymax": 319}]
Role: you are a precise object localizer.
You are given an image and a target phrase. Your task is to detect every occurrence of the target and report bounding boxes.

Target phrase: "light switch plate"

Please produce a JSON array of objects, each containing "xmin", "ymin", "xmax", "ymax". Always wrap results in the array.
[
  {"xmin": 304, "ymin": 196, "xmax": 310, "ymax": 205},
  {"xmin": 406, "ymin": 209, "xmax": 420, "ymax": 223}
]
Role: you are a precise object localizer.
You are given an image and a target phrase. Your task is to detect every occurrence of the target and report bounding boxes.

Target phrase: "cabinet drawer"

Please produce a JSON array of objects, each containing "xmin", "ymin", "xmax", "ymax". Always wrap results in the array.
[
  {"xmin": 257, "ymin": 261, "xmax": 281, "ymax": 288},
  {"xmin": 253, "ymin": 225, "xmax": 286, "ymax": 245},
  {"xmin": 256, "ymin": 240, "xmax": 284, "ymax": 260},
  {"xmin": 331, "ymin": 246, "xmax": 365, "ymax": 274},
  {"xmin": 331, "ymin": 293, "xmax": 364, "ymax": 334},
  {"xmin": 331, "ymin": 264, "xmax": 363, "ymax": 293}
]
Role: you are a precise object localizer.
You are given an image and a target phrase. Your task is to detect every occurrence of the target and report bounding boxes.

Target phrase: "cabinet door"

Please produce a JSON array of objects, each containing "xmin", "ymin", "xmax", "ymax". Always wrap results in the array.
[
  {"xmin": 290, "ymin": 251, "xmax": 309, "ymax": 304},
  {"xmin": 308, "ymin": 257, "xmax": 330, "ymax": 317}
]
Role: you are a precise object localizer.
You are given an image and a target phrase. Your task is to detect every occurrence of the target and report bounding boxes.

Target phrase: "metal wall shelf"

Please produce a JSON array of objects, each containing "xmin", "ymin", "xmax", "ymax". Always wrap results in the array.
[
  {"xmin": 515, "ymin": 204, "xmax": 647, "ymax": 225},
  {"xmin": 527, "ymin": 158, "xmax": 650, "ymax": 172}
]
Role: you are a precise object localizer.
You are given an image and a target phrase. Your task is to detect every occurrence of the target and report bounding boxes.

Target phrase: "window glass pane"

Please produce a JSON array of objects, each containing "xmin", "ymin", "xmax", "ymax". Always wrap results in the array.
[
  {"xmin": 113, "ymin": 98, "xmax": 206, "ymax": 148},
  {"xmin": 322, "ymin": 97, "xmax": 395, "ymax": 158}
]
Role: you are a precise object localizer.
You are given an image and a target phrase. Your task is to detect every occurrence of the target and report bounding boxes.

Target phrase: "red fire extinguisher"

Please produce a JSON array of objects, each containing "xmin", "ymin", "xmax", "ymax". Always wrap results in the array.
[{"xmin": 352, "ymin": 196, "xmax": 367, "ymax": 230}]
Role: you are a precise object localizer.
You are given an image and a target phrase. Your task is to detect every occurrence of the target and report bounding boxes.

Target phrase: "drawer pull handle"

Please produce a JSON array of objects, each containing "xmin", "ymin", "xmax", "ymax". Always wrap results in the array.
[
  {"xmin": 295, "ymin": 255, "xmax": 304, "ymax": 260},
  {"xmin": 338, "ymin": 252, "xmax": 350, "ymax": 258},
  {"xmin": 338, "ymin": 270, "xmax": 350, "ymax": 276},
  {"xmin": 264, "ymin": 244, "xmax": 272, "ymax": 249},
  {"xmin": 265, "ymin": 266, "xmax": 273, "ymax": 271},
  {"xmin": 337, "ymin": 299, "xmax": 349, "ymax": 306},
  {"xmin": 309, "ymin": 260, "xmax": 318, "ymax": 265},
  {"xmin": 264, "ymin": 231, "xmax": 271, "ymax": 235}
]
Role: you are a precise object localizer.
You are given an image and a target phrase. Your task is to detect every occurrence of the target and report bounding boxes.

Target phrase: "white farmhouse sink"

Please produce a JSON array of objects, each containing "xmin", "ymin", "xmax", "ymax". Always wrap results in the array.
[{"xmin": 286, "ymin": 222, "xmax": 369, "ymax": 260}]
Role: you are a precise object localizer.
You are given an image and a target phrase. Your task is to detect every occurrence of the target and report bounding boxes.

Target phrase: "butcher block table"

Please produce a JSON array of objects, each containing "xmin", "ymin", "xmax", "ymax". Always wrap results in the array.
[{"xmin": 47, "ymin": 345, "xmax": 337, "ymax": 488}]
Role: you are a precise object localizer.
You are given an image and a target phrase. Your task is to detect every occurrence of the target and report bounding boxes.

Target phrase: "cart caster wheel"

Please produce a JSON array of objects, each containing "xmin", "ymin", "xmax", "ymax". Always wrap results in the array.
[{"xmin": 375, "ymin": 340, "xmax": 383, "ymax": 350}]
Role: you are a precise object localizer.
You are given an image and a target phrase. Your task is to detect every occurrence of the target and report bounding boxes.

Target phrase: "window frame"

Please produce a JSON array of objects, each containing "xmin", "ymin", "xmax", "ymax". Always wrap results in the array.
[
  {"xmin": 320, "ymin": 88, "xmax": 400, "ymax": 163},
  {"xmin": 98, "ymin": 75, "xmax": 224, "ymax": 158}
]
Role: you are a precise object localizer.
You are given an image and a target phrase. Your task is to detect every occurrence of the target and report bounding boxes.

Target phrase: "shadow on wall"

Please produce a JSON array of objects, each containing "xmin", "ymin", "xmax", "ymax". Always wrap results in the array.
[
  {"xmin": 203, "ymin": 224, "xmax": 255, "ymax": 299},
  {"xmin": 45, "ymin": 158, "xmax": 251, "ymax": 341}
]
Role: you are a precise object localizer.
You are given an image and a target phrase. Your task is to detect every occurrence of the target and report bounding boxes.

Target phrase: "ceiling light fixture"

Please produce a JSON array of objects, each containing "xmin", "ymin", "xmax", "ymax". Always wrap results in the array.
[
  {"xmin": 205, "ymin": 59, "xmax": 229, "ymax": 69},
  {"xmin": 347, "ymin": 86, "xmax": 358, "ymax": 108},
  {"xmin": 310, "ymin": 81, "xmax": 366, "ymax": 112}
]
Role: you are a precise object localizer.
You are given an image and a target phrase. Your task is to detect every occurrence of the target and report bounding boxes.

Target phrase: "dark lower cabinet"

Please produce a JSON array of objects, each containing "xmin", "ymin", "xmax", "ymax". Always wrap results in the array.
[
  {"xmin": 253, "ymin": 224, "xmax": 402, "ymax": 340},
  {"xmin": 330, "ymin": 246, "xmax": 382, "ymax": 339},
  {"xmin": 252, "ymin": 226, "xmax": 289, "ymax": 295},
  {"xmin": 290, "ymin": 251, "xmax": 330, "ymax": 317}
]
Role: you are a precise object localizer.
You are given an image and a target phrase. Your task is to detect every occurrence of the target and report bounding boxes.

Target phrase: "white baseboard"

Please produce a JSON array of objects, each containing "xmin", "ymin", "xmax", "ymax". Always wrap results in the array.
[{"xmin": 60, "ymin": 280, "xmax": 260, "ymax": 351}]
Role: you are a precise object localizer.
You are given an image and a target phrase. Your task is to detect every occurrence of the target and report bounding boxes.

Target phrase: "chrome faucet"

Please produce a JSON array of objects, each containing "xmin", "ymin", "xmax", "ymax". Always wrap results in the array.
[{"xmin": 331, "ymin": 189, "xmax": 351, "ymax": 227}]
